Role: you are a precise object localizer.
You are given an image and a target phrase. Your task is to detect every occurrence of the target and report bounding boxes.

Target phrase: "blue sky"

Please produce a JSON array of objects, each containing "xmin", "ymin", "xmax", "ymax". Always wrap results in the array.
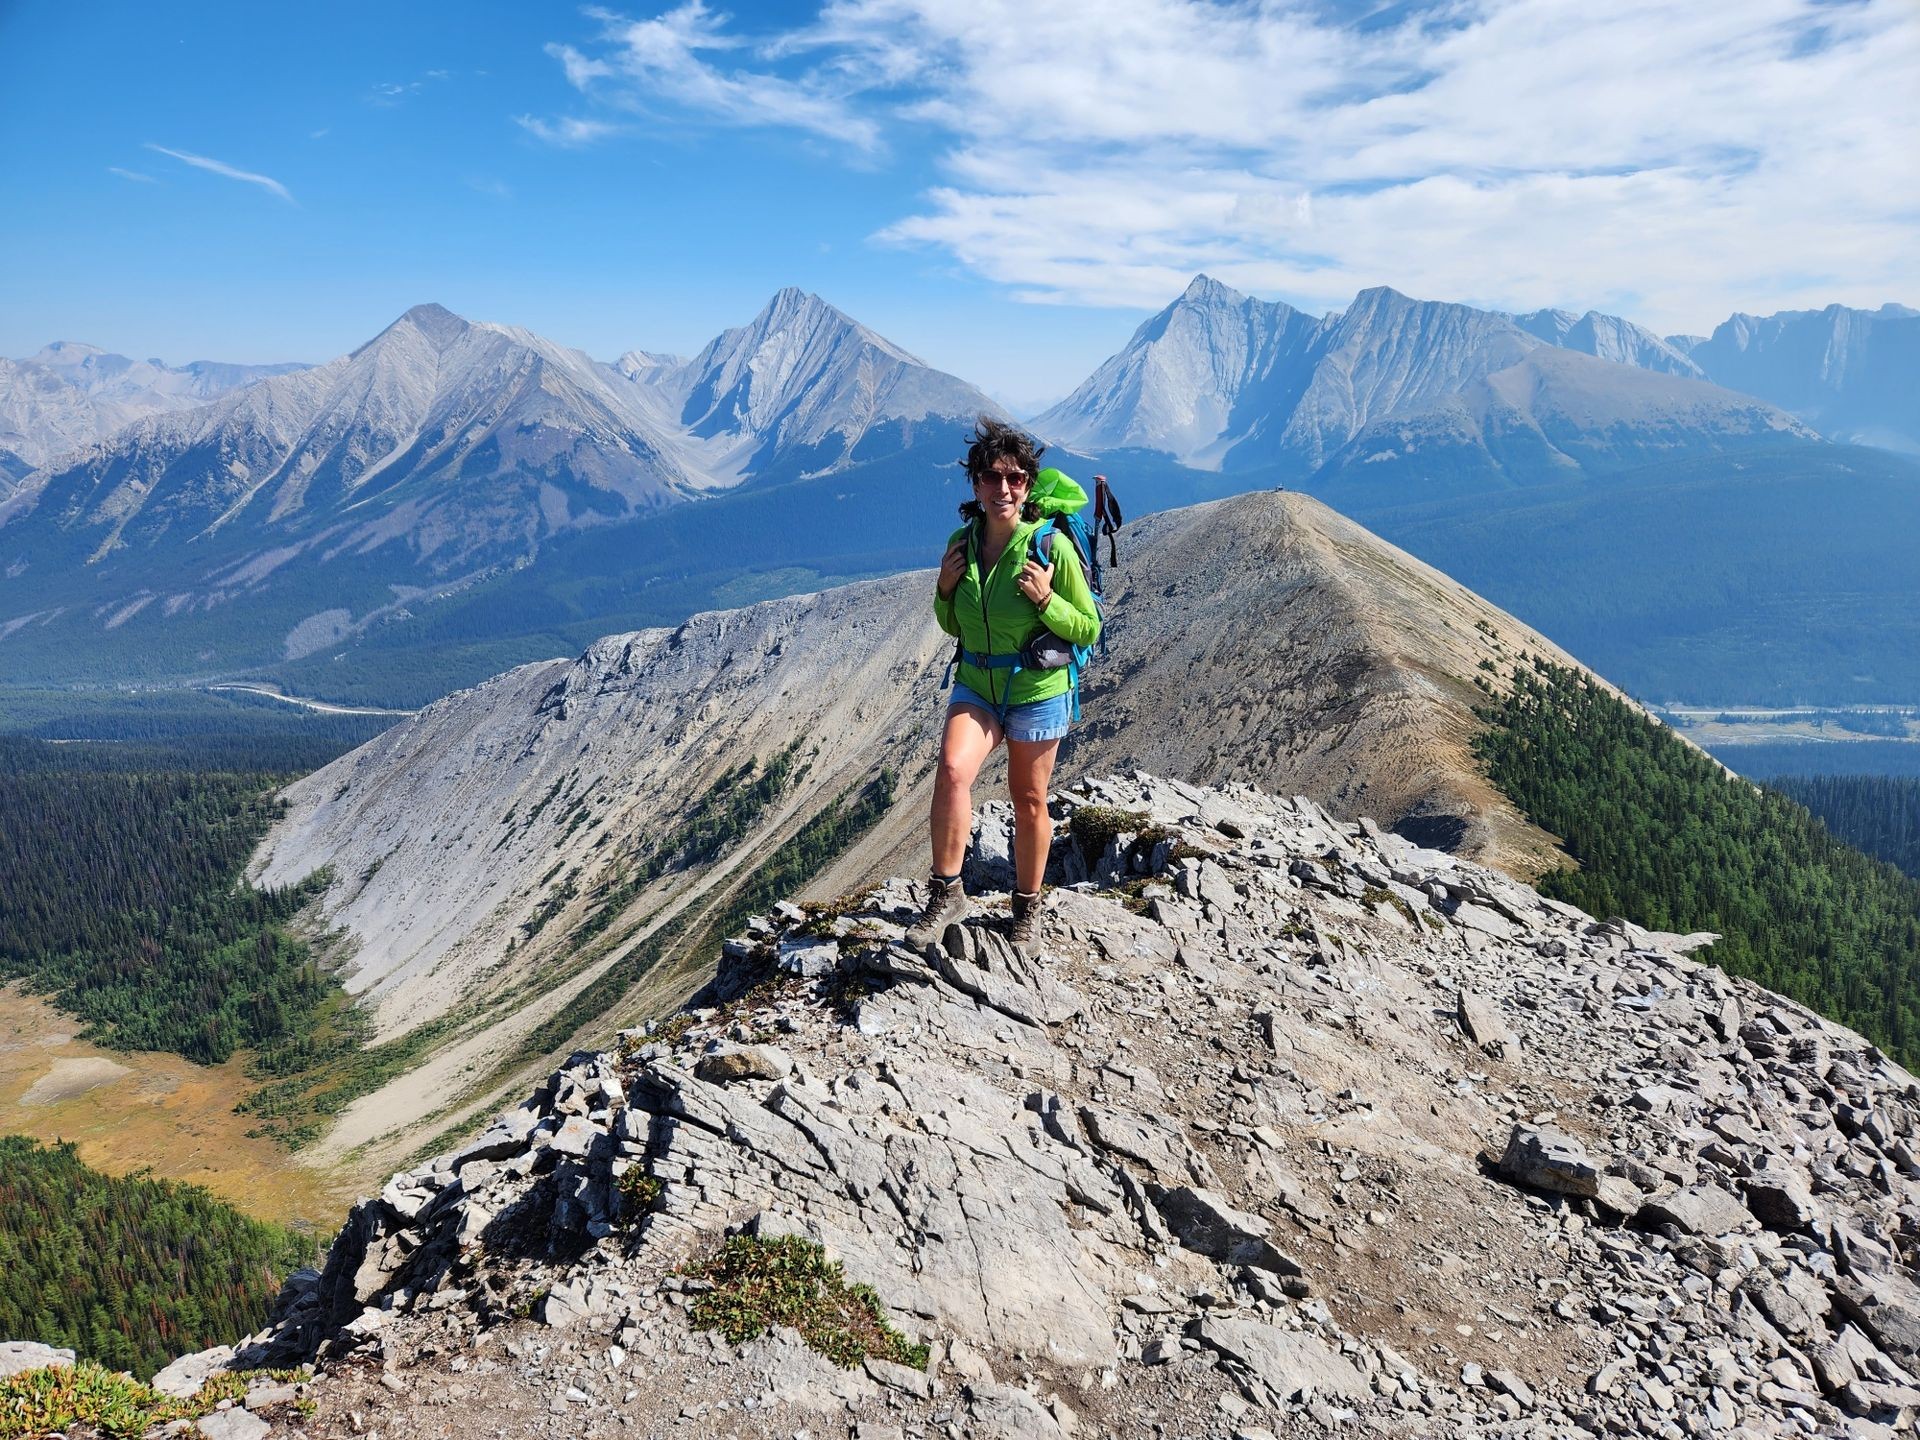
[{"xmin": 2, "ymin": 0, "xmax": 1915, "ymax": 409}]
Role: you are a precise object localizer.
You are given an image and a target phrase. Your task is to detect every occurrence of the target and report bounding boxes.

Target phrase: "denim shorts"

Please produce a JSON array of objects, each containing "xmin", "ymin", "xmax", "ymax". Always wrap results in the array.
[{"xmin": 949, "ymin": 681, "xmax": 1073, "ymax": 742}]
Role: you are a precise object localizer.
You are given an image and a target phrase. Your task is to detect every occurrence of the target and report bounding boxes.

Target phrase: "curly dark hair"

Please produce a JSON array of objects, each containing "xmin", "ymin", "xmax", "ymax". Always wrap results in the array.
[{"xmin": 957, "ymin": 416, "xmax": 1046, "ymax": 522}]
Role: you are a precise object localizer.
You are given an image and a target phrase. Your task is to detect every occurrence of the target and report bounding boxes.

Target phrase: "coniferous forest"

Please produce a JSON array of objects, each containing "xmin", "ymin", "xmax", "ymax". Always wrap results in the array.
[
  {"xmin": 1475, "ymin": 663, "xmax": 1920, "ymax": 1069},
  {"xmin": 1766, "ymin": 775, "xmax": 1920, "ymax": 883},
  {"xmin": 0, "ymin": 1137, "xmax": 313, "ymax": 1378},
  {"xmin": 0, "ymin": 763, "xmax": 334, "ymax": 1065}
]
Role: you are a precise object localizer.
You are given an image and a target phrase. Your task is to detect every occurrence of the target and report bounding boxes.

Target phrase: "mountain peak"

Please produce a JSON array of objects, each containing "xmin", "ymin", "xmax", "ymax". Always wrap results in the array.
[
  {"xmin": 392, "ymin": 303, "xmax": 471, "ymax": 350},
  {"xmin": 1346, "ymin": 284, "xmax": 1417, "ymax": 313},
  {"xmin": 758, "ymin": 286, "xmax": 831, "ymax": 325},
  {"xmin": 663, "ymin": 287, "xmax": 991, "ymax": 481},
  {"xmin": 32, "ymin": 340, "xmax": 109, "ymax": 362},
  {"xmin": 1179, "ymin": 274, "xmax": 1246, "ymax": 305}
]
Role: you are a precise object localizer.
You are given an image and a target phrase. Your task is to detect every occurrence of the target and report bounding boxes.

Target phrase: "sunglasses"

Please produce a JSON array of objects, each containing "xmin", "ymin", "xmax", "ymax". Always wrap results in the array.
[{"xmin": 974, "ymin": 469, "xmax": 1030, "ymax": 490}]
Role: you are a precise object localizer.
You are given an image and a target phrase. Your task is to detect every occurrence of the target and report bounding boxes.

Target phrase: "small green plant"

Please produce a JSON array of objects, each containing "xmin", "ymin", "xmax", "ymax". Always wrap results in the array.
[
  {"xmin": 650, "ymin": 1013, "xmax": 697, "ymax": 1048},
  {"xmin": 1068, "ymin": 806, "xmax": 1152, "ymax": 868},
  {"xmin": 617, "ymin": 1168, "xmax": 663, "ymax": 1217},
  {"xmin": 0, "ymin": 1362, "xmax": 192, "ymax": 1439},
  {"xmin": 685, "ymin": 1235, "xmax": 930, "ymax": 1370},
  {"xmin": 1360, "ymin": 886, "xmax": 1420, "ymax": 926},
  {"xmin": 1132, "ymin": 824, "xmax": 1204, "ymax": 868},
  {"xmin": 0, "ymin": 1362, "xmax": 308, "ymax": 1440}
]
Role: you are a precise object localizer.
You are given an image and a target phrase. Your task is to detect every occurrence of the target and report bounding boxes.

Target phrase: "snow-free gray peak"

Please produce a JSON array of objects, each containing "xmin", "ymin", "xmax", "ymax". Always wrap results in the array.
[
  {"xmin": 1682, "ymin": 301, "xmax": 1920, "ymax": 452},
  {"xmin": 353, "ymin": 301, "xmax": 472, "ymax": 358},
  {"xmin": 1045, "ymin": 277, "xmax": 1824, "ymax": 476},
  {"xmin": 1035, "ymin": 274, "xmax": 1322, "ymax": 465},
  {"xmin": 0, "ymin": 342, "xmax": 312, "ymax": 471},
  {"xmin": 661, "ymin": 287, "xmax": 999, "ymax": 482},
  {"xmin": 1507, "ymin": 307, "xmax": 1705, "ymax": 379},
  {"xmin": 615, "ymin": 349, "xmax": 686, "ymax": 384},
  {"xmin": 5, "ymin": 301, "xmax": 704, "ymax": 594}
]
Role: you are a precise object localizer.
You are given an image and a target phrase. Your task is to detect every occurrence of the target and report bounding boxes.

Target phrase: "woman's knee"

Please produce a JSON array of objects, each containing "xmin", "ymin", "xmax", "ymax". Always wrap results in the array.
[
  {"xmin": 936, "ymin": 754, "xmax": 978, "ymax": 798},
  {"xmin": 1010, "ymin": 780, "xmax": 1050, "ymax": 818}
]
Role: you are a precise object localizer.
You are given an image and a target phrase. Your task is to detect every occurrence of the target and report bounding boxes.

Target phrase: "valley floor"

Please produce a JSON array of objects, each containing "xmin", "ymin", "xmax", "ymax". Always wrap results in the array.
[
  {"xmin": 1660, "ymin": 704, "xmax": 1920, "ymax": 752},
  {"xmin": 0, "ymin": 985, "xmax": 354, "ymax": 1231}
]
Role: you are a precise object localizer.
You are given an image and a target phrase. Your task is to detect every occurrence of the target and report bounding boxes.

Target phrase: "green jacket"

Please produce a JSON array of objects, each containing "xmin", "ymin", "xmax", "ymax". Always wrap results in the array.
[{"xmin": 933, "ymin": 487, "xmax": 1102, "ymax": 709}]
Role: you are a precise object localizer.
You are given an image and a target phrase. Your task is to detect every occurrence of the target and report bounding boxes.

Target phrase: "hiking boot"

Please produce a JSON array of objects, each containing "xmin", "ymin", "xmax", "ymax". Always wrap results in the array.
[
  {"xmin": 1009, "ymin": 888, "xmax": 1045, "ymax": 953},
  {"xmin": 907, "ymin": 873, "xmax": 968, "ymax": 950}
]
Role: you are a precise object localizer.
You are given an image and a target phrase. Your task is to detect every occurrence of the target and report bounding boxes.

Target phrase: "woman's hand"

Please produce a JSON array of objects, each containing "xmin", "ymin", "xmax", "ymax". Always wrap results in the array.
[
  {"xmin": 1017, "ymin": 557, "xmax": 1055, "ymax": 609},
  {"xmin": 937, "ymin": 541, "xmax": 967, "ymax": 600}
]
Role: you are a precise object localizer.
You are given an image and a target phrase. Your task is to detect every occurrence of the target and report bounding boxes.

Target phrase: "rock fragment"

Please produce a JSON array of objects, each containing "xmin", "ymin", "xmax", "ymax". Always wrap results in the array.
[
  {"xmin": 1456, "ymin": 990, "xmax": 1521, "ymax": 1059},
  {"xmin": 1637, "ymin": 1184, "xmax": 1754, "ymax": 1237},
  {"xmin": 0, "ymin": 1342, "xmax": 74, "ymax": 1379},
  {"xmin": 1497, "ymin": 1125, "xmax": 1599, "ymax": 1197},
  {"xmin": 1189, "ymin": 1315, "xmax": 1369, "ymax": 1404}
]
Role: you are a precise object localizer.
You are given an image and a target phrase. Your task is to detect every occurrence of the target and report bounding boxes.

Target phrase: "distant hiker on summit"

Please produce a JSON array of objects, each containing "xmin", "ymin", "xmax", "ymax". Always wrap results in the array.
[{"xmin": 910, "ymin": 417, "xmax": 1116, "ymax": 954}]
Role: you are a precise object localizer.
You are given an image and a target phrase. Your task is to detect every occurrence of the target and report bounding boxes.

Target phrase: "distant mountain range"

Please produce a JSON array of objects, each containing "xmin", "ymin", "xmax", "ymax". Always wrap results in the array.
[
  {"xmin": 0, "ymin": 342, "xmax": 307, "ymax": 484},
  {"xmin": 0, "ymin": 291, "xmax": 998, "ymax": 683},
  {"xmin": 5, "ymin": 303, "xmax": 703, "ymax": 578},
  {"xmin": 1674, "ymin": 303, "xmax": 1920, "ymax": 454},
  {"xmin": 0, "ymin": 278, "xmax": 1914, "ymax": 705},
  {"xmin": 1036, "ymin": 277, "xmax": 1815, "ymax": 480}
]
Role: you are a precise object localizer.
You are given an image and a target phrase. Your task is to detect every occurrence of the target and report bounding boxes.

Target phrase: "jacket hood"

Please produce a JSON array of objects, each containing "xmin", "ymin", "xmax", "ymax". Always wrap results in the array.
[{"xmin": 1030, "ymin": 468, "xmax": 1088, "ymax": 517}]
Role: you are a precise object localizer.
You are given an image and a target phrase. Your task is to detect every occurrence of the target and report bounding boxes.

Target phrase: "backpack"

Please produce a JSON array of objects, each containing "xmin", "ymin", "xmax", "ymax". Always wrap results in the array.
[{"xmin": 944, "ymin": 468, "xmax": 1124, "ymax": 722}]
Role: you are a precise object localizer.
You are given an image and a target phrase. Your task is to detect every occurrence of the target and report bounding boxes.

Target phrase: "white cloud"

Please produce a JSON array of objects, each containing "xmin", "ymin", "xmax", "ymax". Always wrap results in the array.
[
  {"xmin": 107, "ymin": 167, "xmax": 157, "ymax": 184},
  {"xmin": 527, "ymin": 1, "xmax": 883, "ymax": 154},
  {"xmin": 515, "ymin": 113, "xmax": 623, "ymax": 146},
  {"xmin": 142, "ymin": 144, "xmax": 295, "ymax": 204},
  {"xmin": 533, "ymin": 0, "xmax": 1920, "ymax": 331}
]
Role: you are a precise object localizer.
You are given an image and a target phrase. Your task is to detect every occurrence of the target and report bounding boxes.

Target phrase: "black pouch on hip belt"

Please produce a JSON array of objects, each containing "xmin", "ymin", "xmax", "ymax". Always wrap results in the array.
[{"xmin": 1020, "ymin": 628, "xmax": 1075, "ymax": 670}]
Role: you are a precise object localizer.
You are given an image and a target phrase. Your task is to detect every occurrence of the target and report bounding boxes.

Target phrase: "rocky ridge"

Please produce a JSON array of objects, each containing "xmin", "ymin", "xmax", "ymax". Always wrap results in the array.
[
  {"xmin": 1675, "ymin": 304, "xmax": 1920, "ymax": 455},
  {"xmin": 246, "ymin": 490, "xmax": 1587, "ymax": 1170},
  {"xmin": 1505, "ymin": 310, "xmax": 1704, "ymax": 381},
  {"xmin": 151, "ymin": 771, "xmax": 1920, "ymax": 1439}
]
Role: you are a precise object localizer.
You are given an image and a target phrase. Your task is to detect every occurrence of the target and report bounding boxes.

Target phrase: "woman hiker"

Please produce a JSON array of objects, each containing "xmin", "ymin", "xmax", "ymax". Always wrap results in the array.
[{"xmin": 909, "ymin": 417, "xmax": 1102, "ymax": 952}]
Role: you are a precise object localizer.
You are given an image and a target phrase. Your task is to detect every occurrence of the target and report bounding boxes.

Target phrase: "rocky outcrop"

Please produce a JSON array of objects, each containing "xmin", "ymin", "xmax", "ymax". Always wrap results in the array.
[
  {"xmin": 247, "ymin": 489, "xmax": 1590, "ymax": 1171},
  {"xmin": 195, "ymin": 772, "xmax": 1920, "ymax": 1438},
  {"xmin": 0, "ymin": 1341, "xmax": 73, "ymax": 1379}
]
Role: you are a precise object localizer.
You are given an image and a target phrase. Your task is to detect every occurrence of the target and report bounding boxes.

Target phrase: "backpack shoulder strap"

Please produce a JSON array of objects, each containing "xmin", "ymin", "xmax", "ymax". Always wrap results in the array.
[{"xmin": 1029, "ymin": 518, "xmax": 1059, "ymax": 568}]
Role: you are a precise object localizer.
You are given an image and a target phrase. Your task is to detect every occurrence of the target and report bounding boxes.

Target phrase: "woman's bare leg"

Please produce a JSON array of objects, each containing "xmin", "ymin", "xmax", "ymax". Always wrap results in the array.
[
  {"xmin": 931, "ymin": 704, "xmax": 1002, "ymax": 875},
  {"xmin": 1006, "ymin": 737, "xmax": 1061, "ymax": 893}
]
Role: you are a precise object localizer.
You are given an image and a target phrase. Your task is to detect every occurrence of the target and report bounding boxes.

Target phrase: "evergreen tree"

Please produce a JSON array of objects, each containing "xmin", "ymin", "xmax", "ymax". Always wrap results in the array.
[{"xmin": 1476, "ymin": 663, "xmax": 1920, "ymax": 1067}]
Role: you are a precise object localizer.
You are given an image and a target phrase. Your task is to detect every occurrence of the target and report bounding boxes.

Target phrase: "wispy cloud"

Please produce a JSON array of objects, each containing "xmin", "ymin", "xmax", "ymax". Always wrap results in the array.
[
  {"xmin": 370, "ymin": 69, "xmax": 455, "ymax": 107},
  {"xmin": 515, "ymin": 114, "xmax": 623, "ymax": 146},
  {"xmin": 525, "ymin": 2, "xmax": 882, "ymax": 154},
  {"xmin": 143, "ymin": 143, "xmax": 295, "ymax": 204},
  {"xmin": 107, "ymin": 167, "xmax": 157, "ymax": 184},
  {"xmin": 466, "ymin": 175, "xmax": 514, "ymax": 200},
  {"xmin": 533, "ymin": 0, "xmax": 1920, "ymax": 331}
]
